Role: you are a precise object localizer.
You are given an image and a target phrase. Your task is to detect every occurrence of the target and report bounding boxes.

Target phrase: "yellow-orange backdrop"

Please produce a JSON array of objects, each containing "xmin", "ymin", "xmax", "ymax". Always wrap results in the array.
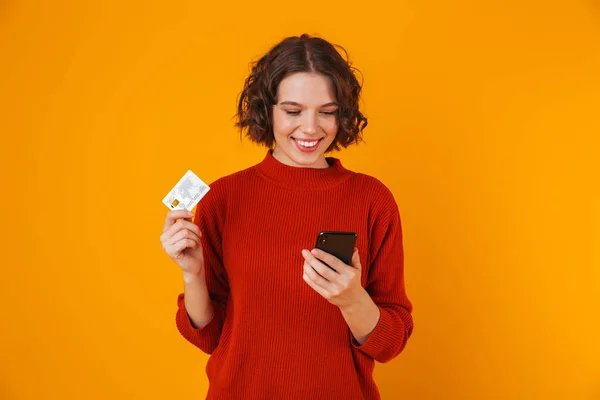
[{"xmin": 1, "ymin": 1, "xmax": 599, "ymax": 399}]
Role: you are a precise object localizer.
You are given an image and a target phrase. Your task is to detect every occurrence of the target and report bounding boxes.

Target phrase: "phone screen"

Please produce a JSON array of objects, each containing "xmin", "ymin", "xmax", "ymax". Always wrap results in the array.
[{"xmin": 315, "ymin": 231, "xmax": 357, "ymax": 269}]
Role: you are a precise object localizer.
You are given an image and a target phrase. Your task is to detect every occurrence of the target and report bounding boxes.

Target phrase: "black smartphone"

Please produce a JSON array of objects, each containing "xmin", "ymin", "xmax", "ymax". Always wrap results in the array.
[{"xmin": 315, "ymin": 231, "xmax": 358, "ymax": 270}]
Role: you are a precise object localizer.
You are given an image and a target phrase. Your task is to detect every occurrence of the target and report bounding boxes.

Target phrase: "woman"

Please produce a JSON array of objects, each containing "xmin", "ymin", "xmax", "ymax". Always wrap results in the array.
[{"xmin": 160, "ymin": 34, "xmax": 413, "ymax": 399}]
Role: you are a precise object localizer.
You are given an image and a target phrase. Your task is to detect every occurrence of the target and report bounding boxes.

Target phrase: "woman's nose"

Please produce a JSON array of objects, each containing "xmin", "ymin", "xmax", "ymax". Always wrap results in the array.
[{"xmin": 301, "ymin": 114, "xmax": 317, "ymax": 134}]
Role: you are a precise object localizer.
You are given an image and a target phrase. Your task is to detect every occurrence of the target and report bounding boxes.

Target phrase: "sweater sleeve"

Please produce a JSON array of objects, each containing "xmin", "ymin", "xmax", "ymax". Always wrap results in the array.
[
  {"xmin": 175, "ymin": 183, "xmax": 229, "ymax": 354},
  {"xmin": 351, "ymin": 188, "xmax": 414, "ymax": 363}
]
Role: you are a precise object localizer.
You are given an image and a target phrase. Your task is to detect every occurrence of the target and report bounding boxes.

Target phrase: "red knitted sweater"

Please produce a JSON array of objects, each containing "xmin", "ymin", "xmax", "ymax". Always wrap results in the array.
[{"xmin": 176, "ymin": 150, "xmax": 413, "ymax": 399}]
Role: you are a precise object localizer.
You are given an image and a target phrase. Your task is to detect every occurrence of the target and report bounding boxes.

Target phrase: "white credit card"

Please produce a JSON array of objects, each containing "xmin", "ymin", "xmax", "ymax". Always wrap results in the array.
[{"xmin": 162, "ymin": 170, "xmax": 210, "ymax": 211}]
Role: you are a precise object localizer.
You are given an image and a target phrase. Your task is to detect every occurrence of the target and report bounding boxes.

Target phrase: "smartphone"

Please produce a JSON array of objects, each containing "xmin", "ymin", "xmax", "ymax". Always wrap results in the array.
[{"xmin": 315, "ymin": 231, "xmax": 358, "ymax": 270}]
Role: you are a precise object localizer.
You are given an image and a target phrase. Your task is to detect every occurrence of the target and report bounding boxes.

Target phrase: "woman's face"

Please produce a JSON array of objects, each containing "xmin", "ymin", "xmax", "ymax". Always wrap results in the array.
[{"xmin": 271, "ymin": 72, "xmax": 339, "ymax": 168}]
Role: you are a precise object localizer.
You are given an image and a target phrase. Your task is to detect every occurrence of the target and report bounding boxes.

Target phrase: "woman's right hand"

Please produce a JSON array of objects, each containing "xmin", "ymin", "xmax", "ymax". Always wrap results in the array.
[{"xmin": 160, "ymin": 209, "xmax": 205, "ymax": 278}]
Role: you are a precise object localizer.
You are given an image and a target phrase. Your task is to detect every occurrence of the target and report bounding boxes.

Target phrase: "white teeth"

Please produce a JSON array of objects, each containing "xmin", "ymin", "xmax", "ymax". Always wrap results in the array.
[{"xmin": 298, "ymin": 140, "xmax": 318, "ymax": 147}]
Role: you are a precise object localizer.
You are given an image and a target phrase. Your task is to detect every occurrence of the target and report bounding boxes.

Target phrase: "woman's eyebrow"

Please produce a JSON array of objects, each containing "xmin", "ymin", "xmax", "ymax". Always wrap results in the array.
[{"xmin": 278, "ymin": 101, "xmax": 339, "ymax": 107}]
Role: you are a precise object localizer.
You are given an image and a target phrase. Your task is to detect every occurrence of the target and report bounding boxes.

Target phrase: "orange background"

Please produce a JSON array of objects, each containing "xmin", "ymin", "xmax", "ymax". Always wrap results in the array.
[{"xmin": 1, "ymin": 1, "xmax": 599, "ymax": 399}]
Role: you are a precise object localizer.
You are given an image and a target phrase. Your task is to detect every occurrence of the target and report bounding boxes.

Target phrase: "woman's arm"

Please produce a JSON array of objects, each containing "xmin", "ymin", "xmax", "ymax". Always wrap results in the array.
[
  {"xmin": 176, "ymin": 182, "xmax": 230, "ymax": 354},
  {"xmin": 182, "ymin": 271, "xmax": 215, "ymax": 329}
]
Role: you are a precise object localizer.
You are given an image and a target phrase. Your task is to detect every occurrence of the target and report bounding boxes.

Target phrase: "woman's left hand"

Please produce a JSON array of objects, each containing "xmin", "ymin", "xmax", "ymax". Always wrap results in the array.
[{"xmin": 301, "ymin": 247, "xmax": 364, "ymax": 310}]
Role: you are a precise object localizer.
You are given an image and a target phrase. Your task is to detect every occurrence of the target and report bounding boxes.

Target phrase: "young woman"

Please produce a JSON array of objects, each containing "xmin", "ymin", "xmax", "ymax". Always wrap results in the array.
[{"xmin": 160, "ymin": 34, "xmax": 414, "ymax": 399}]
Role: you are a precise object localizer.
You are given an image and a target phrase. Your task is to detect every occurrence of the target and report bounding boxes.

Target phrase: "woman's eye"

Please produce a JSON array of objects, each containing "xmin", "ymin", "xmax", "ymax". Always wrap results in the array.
[{"xmin": 284, "ymin": 110, "xmax": 337, "ymax": 116}]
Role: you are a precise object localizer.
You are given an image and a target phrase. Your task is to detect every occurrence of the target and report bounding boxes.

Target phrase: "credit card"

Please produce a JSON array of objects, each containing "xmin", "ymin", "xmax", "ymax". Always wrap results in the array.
[{"xmin": 162, "ymin": 170, "xmax": 210, "ymax": 211}]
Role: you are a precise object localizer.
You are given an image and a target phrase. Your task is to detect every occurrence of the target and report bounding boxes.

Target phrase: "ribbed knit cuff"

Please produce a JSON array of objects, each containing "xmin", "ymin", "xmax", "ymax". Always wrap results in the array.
[
  {"xmin": 176, "ymin": 293, "xmax": 222, "ymax": 354},
  {"xmin": 351, "ymin": 307, "xmax": 403, "ymax": 362}
]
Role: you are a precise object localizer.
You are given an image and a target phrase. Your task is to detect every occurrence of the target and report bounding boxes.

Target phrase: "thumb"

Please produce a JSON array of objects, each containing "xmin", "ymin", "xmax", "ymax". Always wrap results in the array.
[
  {"xmin": 351, "ymin": 248, "xmax": 361, "ymax": 270},
  {"xmin": 184, "ymin": 208, "xmax": 195, "ymax": 222}
]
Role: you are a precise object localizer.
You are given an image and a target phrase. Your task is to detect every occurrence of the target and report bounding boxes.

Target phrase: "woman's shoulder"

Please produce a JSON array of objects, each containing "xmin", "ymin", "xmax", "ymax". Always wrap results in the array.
[
  {"xmin": 195, "ymin": 166, "xmax": 256, "ymax": 218},
  {"xmin": 209, "ymin": 167, "xmax": 252, "ymax": 187},
  {"xmin": 202, "ymin": 164, "xmax": 259, "ymax": 201},
  {"xmin": 349, "ymin": 171, "xmax": 395, "ymax": 196},
  {"xmin": 347, "ymin": 171, "xmax": 399, "ymax": 212}
]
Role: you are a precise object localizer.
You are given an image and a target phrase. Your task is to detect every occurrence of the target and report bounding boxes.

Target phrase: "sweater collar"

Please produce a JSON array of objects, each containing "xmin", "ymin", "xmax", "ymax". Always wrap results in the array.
[{"xmin": 255, "ymin": 150, "xmax": 352, "ymax": 190}]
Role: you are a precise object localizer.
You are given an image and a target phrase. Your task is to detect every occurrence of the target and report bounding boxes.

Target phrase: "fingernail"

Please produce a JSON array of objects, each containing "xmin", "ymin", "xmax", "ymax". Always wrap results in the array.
[
  {"xmin": 187, "ymin": 211, "xmax": 194, "ymax": 216},
  {"xmin": 301, "ymin": 249, "xmax": 309, "ymax": 256}
]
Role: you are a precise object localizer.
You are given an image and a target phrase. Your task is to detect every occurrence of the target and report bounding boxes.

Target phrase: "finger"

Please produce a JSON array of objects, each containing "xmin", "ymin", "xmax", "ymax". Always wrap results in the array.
[
  {"xmin": 302, "ymin": 250, "xmax": 337, "ymax": 282},
  {"xmin": 174, "ymin": 221, "xmax": 202, "ymax": 242},
  {"xmin": 303, "ymin": 260, "xmax": 334, "ymax": 289},
  {"xmin": 303, "ymin": 265, "xmax": 332, "ymax": 298},
  {"xmin": 168, "ymin": 238, "xmax": 199, "ymax": 258},
  {"xmin": 163, "ymin": 209, "xmax": 195, "ymax": 233},
  {"xmin": 309, "ymin": 248, "xmax": 348, "ymax": 273},
  {"xmin": 163, "ymin": 209, "xmax": 194, "ymax": 233},
  {"xmin": 351, "ymin": 248, "xmax": 361, "ymax": 270},
  {"xmin": 162, "ymin": 219, "xmax": 202, "ymax": 243},
  {"xmin": 165, "ymin": 227, "xmax": 201, "ymax": 248}
]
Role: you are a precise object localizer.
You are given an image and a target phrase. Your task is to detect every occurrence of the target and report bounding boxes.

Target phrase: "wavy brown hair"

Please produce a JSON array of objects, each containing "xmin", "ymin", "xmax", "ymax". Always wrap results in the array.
[{"xmin": 235, "ymin": 34, "xmax": 368, "ymax": 152}]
